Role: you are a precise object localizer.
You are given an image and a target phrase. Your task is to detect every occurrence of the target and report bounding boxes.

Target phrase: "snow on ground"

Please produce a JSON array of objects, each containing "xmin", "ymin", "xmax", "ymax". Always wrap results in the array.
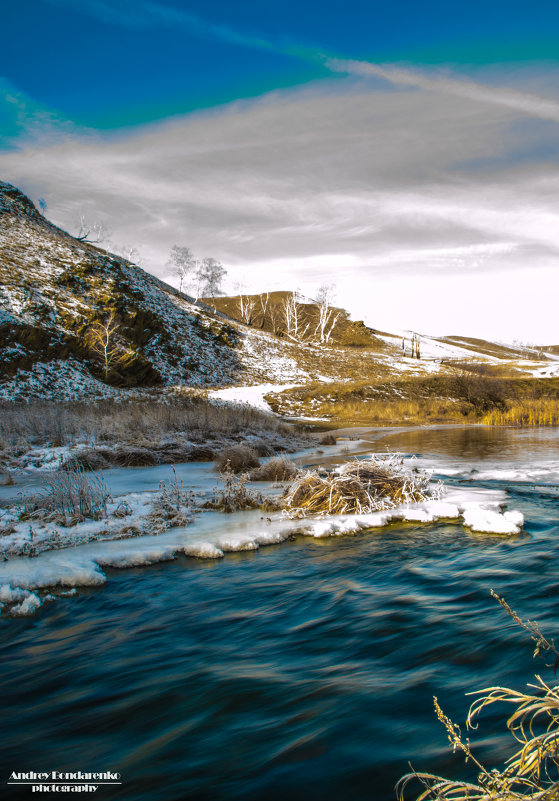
[
  {"xmin": 239, "ymin": 329, "xmax": 310, "ymax": 383},
  {"xmin": 376, "ymin": 332, "xmax": 500, "ymax": 362},
  {"xmin": 0, "ymin": 359, "xmax": 124, "ymax": 402},
  {"xmin": 208, "ymin": 383, "xmax": 301, "ymax": 412},
  {"xmin": 523, "ymin": 361, "xmax": 559, "ymax": 378},
  {"xmin": 0, "ymin": 475, "xmax": 525, "ymax": 616}
]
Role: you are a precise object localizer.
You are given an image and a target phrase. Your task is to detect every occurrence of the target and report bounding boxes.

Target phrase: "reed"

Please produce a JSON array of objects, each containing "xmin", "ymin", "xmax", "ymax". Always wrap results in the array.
[
  {"xmin": 21, "ymin": 465, "xmax": 110, "ymax": 522},
  {"xmin": 398, "ymin": 592, "xmax": 559, "ymax": 801},
  {"xmin": 282, "ymin": 455, "xmax": 432, "ymax": 518},
  {"xmin": 0, "ymin": 397, "xmax": 292, "ymax": 449},
  {"xmin": 482, "ymin": 400, "xmax": 559, "ymax": 427}
]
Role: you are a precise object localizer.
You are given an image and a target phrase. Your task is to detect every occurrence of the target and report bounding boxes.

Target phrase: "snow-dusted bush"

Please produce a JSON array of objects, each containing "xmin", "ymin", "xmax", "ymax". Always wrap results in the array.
[
  {"xmin": 22, "ymin": 467, "xmax": 110, "ymax": 522},
  {"xmin": 247, "ymin": 456, "xmax": 299, "ymax": 482},
  {"xmin": 214, "ymin": 445, "xmax": 260, "ymax": 474}
]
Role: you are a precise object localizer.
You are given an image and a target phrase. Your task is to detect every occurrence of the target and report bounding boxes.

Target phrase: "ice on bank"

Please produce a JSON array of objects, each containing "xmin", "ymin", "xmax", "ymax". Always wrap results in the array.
[{"xmin": 0, "ymin": 481, "xmax": 525, "ymax": 616}]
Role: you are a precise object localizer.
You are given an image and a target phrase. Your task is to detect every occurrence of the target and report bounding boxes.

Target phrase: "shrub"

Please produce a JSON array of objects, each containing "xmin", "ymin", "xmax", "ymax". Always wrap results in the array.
[
  {"xmin": 214, "ymin": 445, "xmax": 260, "ymax": 474},
  {"xmin": 247, "ymin": 456, "xmax": 299, "ymax": 482},
  {"xmin": 204, "ymin": 470, "xmax": 263, "ymax": 513},
  {"xmin": 150, "ymin": 468, "xmax": 194, "ymax": 530},
  {"xmin": 21, "ymin": 466, "xmax": 110, "ymax": 523}
]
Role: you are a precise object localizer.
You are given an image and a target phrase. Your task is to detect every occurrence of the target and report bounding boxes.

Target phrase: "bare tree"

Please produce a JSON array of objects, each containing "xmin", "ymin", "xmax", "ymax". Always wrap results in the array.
[
  {"xmin": 75, "ymin": 215, "xmax": 110, "ymax": 244},
  {"xmin": 197, "ymin": 257, "xmax": 226, "ymax": 301},
  {"xmin": 410, "ymin": 332, "xmax": 421, "ymax": 359},
  {"xmin": 267, "ymin": 298, "xmax": 283, "ymax": 336},
  {"xmin": 168, "ymin": 245, "xmax": 195, "ymax": 294},
  {"xmin": 38, "ymin": 198, "xmax": 47, "ymax": 215},
  {"xmin": 236, "ymin": 287, "xmax": 256, "ymax": 326},
  {"xmin": 314, "ymin": 284, "xmax": 340, "ymax": 344},
  {"xmin": 85, "ymin": 310, "xmax": 121, "ymax": 381},
  {"xmin": 111, "ymin": 244, "xmax": 143, "ymax": 265},
  {"xmin": 282, "ymin": 291, "xmax": 310, "ymax": 342},
  {"xmin": 258, "ymin": 292, "xmax": 270, "ymax": 329}
]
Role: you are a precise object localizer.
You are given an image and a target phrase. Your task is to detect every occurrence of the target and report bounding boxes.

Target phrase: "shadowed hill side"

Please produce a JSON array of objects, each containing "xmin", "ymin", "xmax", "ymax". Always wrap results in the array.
[{"xmin": 0, "ymin": 181, "xmax": 243, "ymax": 396}]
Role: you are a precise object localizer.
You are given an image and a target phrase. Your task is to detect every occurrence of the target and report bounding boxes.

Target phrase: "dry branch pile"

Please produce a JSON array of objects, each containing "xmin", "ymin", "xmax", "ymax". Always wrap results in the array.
[{"xmin": 282, "ymin": 455, "xmax": 433, "ymax": 518}]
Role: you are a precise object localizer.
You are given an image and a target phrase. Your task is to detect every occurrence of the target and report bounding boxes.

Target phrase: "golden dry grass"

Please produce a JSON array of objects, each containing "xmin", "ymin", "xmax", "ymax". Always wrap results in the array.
[
  {"xmin": 282, "ymin": 455, "xmax": 433, "ymax": 518},
  {"xmin": 482, "ymin": 400, "xmax": 559, "ymax": 427},
  {"xmin": 268, "ymin": 374, "xmax": 559, "ymax": 428},
  {"xmin": 398, "ymin": 592, "xmax": 559, "ymax": 801}
]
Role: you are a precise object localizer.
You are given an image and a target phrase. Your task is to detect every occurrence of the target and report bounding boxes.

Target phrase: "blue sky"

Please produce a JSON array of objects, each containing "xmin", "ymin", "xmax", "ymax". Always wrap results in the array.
[
  {"xmin": 4, "ymin": 0, "xmax": 559, "ymax": 130},
  {"xmin": 2, "ymin": 1, "xmax": 559, "ymax": 340}
]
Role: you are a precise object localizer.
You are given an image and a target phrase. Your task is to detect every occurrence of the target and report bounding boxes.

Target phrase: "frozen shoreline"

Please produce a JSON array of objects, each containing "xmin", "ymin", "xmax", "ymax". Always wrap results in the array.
[{"xmin": 0, "ymin": 471, "xmax": 525, "ymax": 617}]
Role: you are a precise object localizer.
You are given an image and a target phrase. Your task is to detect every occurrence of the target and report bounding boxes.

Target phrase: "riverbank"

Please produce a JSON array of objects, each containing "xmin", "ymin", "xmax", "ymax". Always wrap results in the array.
[
  {"xmin": 264, "ymin": 373, "xmax": 559, "ymax": 427},
  {"xmin": 0, "ymin": 396, "xmax": 309, "ymax": 476},
  {"xmin": 0, "ymin": 425, "xmax": 541, "ymax": 617}
]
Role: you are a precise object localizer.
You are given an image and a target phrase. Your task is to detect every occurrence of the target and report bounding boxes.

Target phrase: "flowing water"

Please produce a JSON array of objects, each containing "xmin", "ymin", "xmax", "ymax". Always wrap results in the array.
[{"xmin": 2, "ymin": 426, "xmax": 559, "ymax": 800}]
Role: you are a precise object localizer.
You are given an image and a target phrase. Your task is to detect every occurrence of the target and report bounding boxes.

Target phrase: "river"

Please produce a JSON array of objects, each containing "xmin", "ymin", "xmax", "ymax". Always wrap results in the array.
[{"xmin": 1, "ymin": 426, "xmax": 558, "ymax": 800}]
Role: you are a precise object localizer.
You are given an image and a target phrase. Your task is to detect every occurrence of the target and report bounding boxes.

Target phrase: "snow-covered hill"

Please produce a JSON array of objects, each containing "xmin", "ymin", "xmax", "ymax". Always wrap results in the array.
[
  {"xmin": 1, "ymin": 180, "xmax": 557, "ymax": 403},
  {"xmin": 0, "ymin": 181, "xmax": 245, "ymax": 398}
]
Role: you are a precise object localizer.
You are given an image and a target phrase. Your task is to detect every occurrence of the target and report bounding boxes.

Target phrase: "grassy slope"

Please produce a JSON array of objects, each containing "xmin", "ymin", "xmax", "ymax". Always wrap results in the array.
[
  {"xmin": 266, "ymin": 371, "xmax": 559, "ymax": 427},
  {"xmin": 204, "ymin": 291, "xmax": 386, "ymax": 348}
]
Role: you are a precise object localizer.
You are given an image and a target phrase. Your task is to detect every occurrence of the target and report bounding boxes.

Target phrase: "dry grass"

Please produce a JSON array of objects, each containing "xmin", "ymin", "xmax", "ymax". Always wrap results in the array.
[
  {"xmin": 21, "ymin": 465, "xmax": 110, "ymax": 524},
  {"xmin": 204, "ymin": 469, "xmax": 263, "ymax": 513},
  {"xmin": 214, "ymin": 445, "xmax": 260, "ymax": 474},
  {"xmin": 269, "ymin": 374, "xmax": 559, "ymax": 428},
  {"xmin": 247, "ymin": 456, "xmax": 300, "ymax": 482},
  {"xmin": 282, "ymin": 454, "xmax": 433, "ymax": 518},
  {"xmin": 149, "ymin": 467, "xmax": 195, "ymax": 531},
  {"xmin": 483, "ymin": 400, "xmax": 559, "ymax": 427},
  {"xmin": 398, "ymin": 592, "xmax": 559, "ymax": 801},
  {"xmin": 0, "ymin": 397, "xmax": 295, "ymax": 449}
]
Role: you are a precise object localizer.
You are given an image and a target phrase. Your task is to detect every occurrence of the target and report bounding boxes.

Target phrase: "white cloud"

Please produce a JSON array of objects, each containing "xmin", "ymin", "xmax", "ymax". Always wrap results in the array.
[
  {"xmin": 326, "ymin": 58, "xmax": 559, "ymax": 122},
  {"xmin": 2, "ymin": 75, "xmax": 559, "ymax": 342}
]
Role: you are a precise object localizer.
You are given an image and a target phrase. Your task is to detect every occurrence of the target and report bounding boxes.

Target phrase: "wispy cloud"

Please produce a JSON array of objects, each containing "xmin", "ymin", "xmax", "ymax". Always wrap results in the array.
[
  {"xmin": 6, "ymin": 5, "xmax": 559, "ymax": 340},
  {"xmin": 0, "ymin": 79, "xmax": 87, "ymax": 148},
  {"xmin": 3, "ymin": 75, "xmax": 559, "ymax": 339},
  {"xmin": 326, "ymin": 58, "xmax": 559, "ymax": 122},
  {"xmin": 42, "ymin": 0, "xmax": 559, "ymax": 130},
  {"xmin": 45, "ymin": 0, "xmax": 282, "ymax": 53}
]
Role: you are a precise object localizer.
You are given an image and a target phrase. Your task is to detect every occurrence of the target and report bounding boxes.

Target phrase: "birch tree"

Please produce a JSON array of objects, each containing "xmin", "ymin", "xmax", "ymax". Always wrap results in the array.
[
  {"xmin": 75, "ymin": 215, "xmax": 110, "ymax": 244},
  {"xmin": 314, "ymin": 284, "xmax": 340, "ymax": 344},
  {"xmin": 258, "ymin": 292, "xmax": 270, "ymax": 329},
  {"xmin": 197, "ymin": 257, "xmax": 226, "ymax": 301},
  {"xmin": 168, "ymin": 245, "xmax": 195, "ymax": 294},
  {"xmin": 85, "ymin": 310, "xmax": 121, "ymax": 381},
  {"xmin": 282, "ymin": 291, "xmax": 310, "ymax": 342},
  {"xmin": 238, "ymin": 292, "xmax": 256, "ymax": 325}
]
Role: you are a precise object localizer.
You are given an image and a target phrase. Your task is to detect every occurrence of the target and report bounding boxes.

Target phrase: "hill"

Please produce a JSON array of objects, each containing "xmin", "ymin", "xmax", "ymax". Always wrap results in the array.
[
  {"xmin": 0, "ymin": 181, "xmax": 245, "ymax": 399},
  {"xmin": 204, "ymin": 291, "xmax": 385, "ymax": 348},
  {"xmin": 2, "ymin": 180, "xmax": 558, "ymax": 412}
]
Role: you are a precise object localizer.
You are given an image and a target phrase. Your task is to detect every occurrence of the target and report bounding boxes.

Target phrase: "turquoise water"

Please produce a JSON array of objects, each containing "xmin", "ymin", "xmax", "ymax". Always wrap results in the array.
[{"xmin": 2, "ymin": 427, "xmax": 559, "ymax": 800}]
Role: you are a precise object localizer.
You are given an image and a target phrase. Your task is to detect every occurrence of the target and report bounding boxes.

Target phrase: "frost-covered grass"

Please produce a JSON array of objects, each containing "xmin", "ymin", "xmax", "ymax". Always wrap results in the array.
[
  {"xmin": 0, "ymin": 397, "xmax": 308, "ymax": 471},
  {"xmin": 0, "ymin": 476, "xmax": 525, "ymax": 616},
  {"xmin": 282, "ymin": 454, "xmax": 437, "ymax": 518},
  {"xmin": 20, "ymin": 466, "xmax": 110, "ymax": 524}
]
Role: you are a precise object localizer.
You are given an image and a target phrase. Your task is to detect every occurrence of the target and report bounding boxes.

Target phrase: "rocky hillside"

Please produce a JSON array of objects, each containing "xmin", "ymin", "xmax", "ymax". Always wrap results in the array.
[{"xmin": 0, "ymin": 181, "xmax": 246, "ymax": 399}]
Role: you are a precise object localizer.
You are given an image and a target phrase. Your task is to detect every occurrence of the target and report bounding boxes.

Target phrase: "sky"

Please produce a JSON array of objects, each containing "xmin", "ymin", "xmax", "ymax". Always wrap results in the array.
[{"xmin": 1, "ymin": 1, "xmax": 559, "ymax": 343}]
